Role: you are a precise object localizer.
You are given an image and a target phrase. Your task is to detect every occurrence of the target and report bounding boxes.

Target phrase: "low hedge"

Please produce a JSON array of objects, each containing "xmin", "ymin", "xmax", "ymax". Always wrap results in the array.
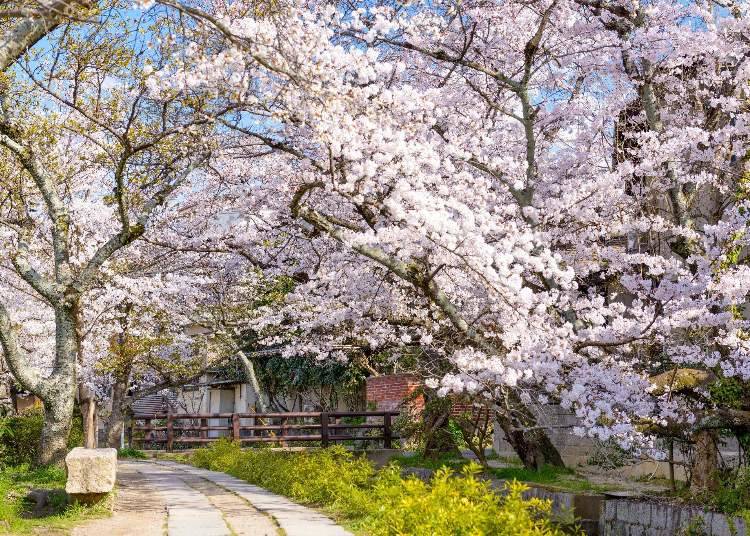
[{"xmin": 192, "ymin": 440, "xmax": 575, "ymax": 535}]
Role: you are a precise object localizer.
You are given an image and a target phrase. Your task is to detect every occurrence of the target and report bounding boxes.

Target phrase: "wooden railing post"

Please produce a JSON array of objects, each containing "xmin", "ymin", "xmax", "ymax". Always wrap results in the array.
[
  {"xmin": 232, "ymin": 413, "xmax": 240, "ymax": 442},
  {"xmin": 200, "ymin": 417, "xmax": 208, "ymax": 440},
  {"xmin": 320, "ymin": 412, "xmax": 329, "ymax": 448},
  {"xmin": 166, "ymin": 413, "xmax": 174, "ymax": 452},
  {"xmin": 383, "ymin": 412, "xmax": 393, "ymax": 449}
]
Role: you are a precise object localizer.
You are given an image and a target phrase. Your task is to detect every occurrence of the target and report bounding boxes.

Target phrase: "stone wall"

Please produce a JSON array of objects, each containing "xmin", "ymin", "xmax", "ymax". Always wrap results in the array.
[
  {"xmin": 601, "ymin": 499, "xmax": 747, "ymax": 536},
  {"xmin": 493, "ymin": 403, "xmax": 595, "ymax": 464},
  {"xmin": 493, "ymin": 403, "xmax": 740, "ymax": 480},
  {"xmin": 496, "ymin": 480, "xmax": 748, "ymax": 536}
]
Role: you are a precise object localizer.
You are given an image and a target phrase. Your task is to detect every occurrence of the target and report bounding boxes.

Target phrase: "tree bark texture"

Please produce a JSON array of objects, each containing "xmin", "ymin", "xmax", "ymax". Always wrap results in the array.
[
  {"xmin": 494, "ymin": 393, "xmax": 565, "ymax": 470},
  {"xmin": 105, "ymin": 370, "xmax": 130, "ymax": 448},
  {"xmin": 690, "ymin": 429, "xmax": 720, "ymax": 493}
]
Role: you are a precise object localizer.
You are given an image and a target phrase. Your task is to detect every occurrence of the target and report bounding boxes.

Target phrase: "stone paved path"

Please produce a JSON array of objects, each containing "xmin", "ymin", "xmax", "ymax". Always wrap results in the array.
[{"xmin": 72, "ymin": 460, "xmax": 352, "ymax": 536}]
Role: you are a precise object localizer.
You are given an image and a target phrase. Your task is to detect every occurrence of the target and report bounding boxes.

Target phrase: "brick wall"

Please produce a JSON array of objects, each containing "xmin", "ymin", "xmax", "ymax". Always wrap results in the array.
[
  {"xmin": 366, "ymin": 374, "xmax": 424, "ymax": 412},
  {"xmin": 450, "ymin": 401, "xmax": 490, "ymax": 419}
]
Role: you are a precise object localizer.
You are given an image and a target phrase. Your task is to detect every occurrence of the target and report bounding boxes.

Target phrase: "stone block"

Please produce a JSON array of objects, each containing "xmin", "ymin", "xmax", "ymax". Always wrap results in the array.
[
  {"xmin": 649, "ymin": 503, "xmax": 669, "ymax": 530},
  {"xmin": 574, "ymin": 493, "xmax": 604, "ymax": 522},
  {"xmin": 616, "ymin": 501, "xmax": 631, "ymax": 522},
  {"xmin": 603, "ymin": 500, "xmax": 617, "ymax": 521},
  {"xmin": 711, "ymin": 514, "xmax": 746, "ymax": 536},
  {"xmin": 628, "ymin": 502, "xmax": 651, "ymax": 527},
  {"xmin": 65, "ymin": 447, "xmax": 117, "ymax": 500}
]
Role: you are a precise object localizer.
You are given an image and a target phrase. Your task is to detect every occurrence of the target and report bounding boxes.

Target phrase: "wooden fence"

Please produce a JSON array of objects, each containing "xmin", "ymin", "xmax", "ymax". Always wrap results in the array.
[{"xmin": 128, "ymin": 411, "xmax": 400, "ymax": 451}]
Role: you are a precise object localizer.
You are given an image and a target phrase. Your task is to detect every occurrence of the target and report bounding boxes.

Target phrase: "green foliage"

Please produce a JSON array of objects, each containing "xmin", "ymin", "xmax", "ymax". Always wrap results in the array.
[
  {"xmin": 680, "ymin": 515, "xmax": 708, "ymax": 536},
  {"xmin": 191, "ymin": 440, "xmax": 575, "ymax": 535},
  {"xmin": 251, "ymin": 353, "xmax": 367, "ymax": 410},
  {"xmin": 447, "ymin": 418, "xmax": 468, "ymax": 448},
  {"xmin": 0, "ymin": 408, "xmax": 83, "ymax": 467},
  {"xmin": 194, "ymin": 441, "xmax": 375, "ymax": 511},
  {"xmin": 366, "ymin": 465, "xmax": 564, "ymax": 536},
  {"xmin": 0, "ymin": 464, "xmax": 109, "ymax": 533},
  {"xmin": 587, "ymin": 439, "xmax": 635, "ymax": 470},
  {"xmin": 709, "ymin": 377, "xmax": 748, "ymax": 409},
  {"xmin": 700, "ymin": 467, "xmax": 750, "ymax": 519},
  {"xmin": 117, "ymin": 447, "xmax": 147, "ymax": 459}
]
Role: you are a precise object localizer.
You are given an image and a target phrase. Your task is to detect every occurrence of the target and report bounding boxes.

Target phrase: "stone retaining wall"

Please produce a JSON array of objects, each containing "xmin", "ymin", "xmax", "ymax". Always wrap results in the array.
[
  {"xmin": 492, "ymin": 479, "xmax": 747, "ymax": 536},
  {"xmin": 493, "ymin": 403, "xmax": 595, "ymax": 464},
  {"xmin": 601, "ymin": 499, "xmax": 747, "ymax": 536}
]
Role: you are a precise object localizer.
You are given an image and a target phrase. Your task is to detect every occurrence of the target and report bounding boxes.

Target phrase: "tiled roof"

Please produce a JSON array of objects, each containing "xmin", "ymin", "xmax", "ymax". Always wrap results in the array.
[{"xmin": 132, "ymin": 392, "xmax": 178, "ymax": 416}]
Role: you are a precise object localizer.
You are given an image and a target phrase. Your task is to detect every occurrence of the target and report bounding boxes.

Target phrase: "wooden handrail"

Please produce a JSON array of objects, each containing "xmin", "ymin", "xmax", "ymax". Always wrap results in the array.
[
  {"xmin": 132, "ymin": 410, "xmax": 400, "ymax": 419},
  {"xmin": 130, "ymin": 410, "xmax": 400, "ymax": 451}
]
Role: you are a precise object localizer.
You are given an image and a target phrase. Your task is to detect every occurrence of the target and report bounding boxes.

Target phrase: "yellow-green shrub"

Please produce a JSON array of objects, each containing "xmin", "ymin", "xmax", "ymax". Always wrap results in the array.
[{"xmin": 192, "ymin": 440, "xmax": 572, "ymax": 535}]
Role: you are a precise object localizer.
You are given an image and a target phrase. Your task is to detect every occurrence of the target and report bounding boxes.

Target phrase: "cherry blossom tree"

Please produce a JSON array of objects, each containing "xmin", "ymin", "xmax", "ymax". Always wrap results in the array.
[
  {"xmin": 0, "ymin": 1, "xmax": 228, "ymax": 463},
  {"xmin": 146, "ymin": 0, "xmax": 750, "ymax": 479}
]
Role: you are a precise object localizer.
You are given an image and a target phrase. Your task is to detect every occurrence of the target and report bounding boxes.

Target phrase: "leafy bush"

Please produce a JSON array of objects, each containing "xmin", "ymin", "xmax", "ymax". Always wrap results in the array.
[
  {"xmin": 117, "ymin": 447, "xmax": 147, "ymax": 459},
  {"xmin": 0, "ymin": 408, "xmax": 83, "ymax": 466},
  {"xmin": 192, "ymin": 440, "xmax": 575, "ymax": 535},
  {"xmin": 702, "ymin": 466, "xmax": 750, "ymax": 520}
]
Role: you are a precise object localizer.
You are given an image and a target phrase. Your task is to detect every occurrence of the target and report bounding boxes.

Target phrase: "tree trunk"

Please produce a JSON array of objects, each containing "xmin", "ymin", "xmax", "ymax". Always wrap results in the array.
[
  {"xmin": 421, "ymin": 392, "xmax": 460, "ymax": 458},
  {"xmin": 496, "ymin": 418, "xmax": 565, "ymax": 469},
  {"xmin": 38, "ymin": 390, "xmax": 74, "ymax": 466},
  {"xmin": 37, "ymin": 306, "xmax": 79, "ymax": 466},
  {"xmin": 237, "ymin": 351, "xmax": 268, "ymax": 413},
  {"xmin": 690, "ymin": 429, "xmax": 720, "ymax": 493},
  {"xmin": 494, "ymin": 393, "xmax": 565, "ymax": 469},
  {"xmin": 106, "ymin": 372, "xmax": 130, "ymax": 448},
  {"xmin": 423, "ymin": 409, "xmax": 460, "ymax": 458},
  {"xmin": 79, "ymin": 384, "xmax": 97, "ymax": 448}
]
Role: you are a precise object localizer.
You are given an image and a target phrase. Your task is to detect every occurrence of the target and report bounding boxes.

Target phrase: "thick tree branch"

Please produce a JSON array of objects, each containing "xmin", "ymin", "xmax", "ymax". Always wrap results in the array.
[{"xmin": 0, "ymin": 301, "xmax": 46, "ymax": 395}]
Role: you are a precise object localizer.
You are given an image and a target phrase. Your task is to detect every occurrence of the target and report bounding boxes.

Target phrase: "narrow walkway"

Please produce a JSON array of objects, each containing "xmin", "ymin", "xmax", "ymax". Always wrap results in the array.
[{"xmin": 72, "ymin": 460, "xmax": 351, "ymax": 536}]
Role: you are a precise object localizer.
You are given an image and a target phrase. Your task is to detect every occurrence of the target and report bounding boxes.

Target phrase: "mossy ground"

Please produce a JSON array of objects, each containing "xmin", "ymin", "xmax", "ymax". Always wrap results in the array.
[{"xmin": 0, "ymin": 464, "xmax": 111, "ymax": 534}]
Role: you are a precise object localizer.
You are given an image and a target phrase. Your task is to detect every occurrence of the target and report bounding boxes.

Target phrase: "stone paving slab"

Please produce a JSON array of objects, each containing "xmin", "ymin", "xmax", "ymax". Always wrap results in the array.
[
  {"xmin": 137, "ymin": 462, "xmax": 230, "ymax": 536},
  {"xmin": 157, "ymin": 461, "xmax": 353, "ymax": 536},
  {"xmin": 176, "ymin": 470, "xmax": 279, "ymax": 536},
  {"xmin": 71, "ymin": 461, "xmax": 166, "ymax": 536}
]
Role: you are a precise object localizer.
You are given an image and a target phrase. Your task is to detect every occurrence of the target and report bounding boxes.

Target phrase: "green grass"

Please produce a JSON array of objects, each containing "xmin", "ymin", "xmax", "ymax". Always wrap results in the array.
[
  {"xmin": 395, "ymin": 452, "xmax": 619, "ymax": 494},
  {"xmin": 0, "ymin": 464, "xmax": 111, "ymax": 534},
  {"xmin": 390, "ymin": 452, "xmax": 470, "ymax": 471},
  {"xmin": 154, "ymin": 451, "xmax": 191, "ymax": 463},
  {"xmin": 391, "ymin": 451, "xmax": 615, "ymax": 494},
  {"xmin": 491, "ymin": 465, "xmax": 621, "ymax": 494}
]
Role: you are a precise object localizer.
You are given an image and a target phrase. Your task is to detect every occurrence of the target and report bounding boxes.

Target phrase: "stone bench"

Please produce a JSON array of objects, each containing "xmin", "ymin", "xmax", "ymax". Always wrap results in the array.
[{"xmin": 65, "ymin": 447, "xmax": 117, "ymax": 505}]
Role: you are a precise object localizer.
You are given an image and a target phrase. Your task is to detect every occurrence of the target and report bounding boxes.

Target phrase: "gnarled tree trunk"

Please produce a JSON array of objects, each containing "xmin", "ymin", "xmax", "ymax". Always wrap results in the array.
[{"xmin": 494, "ymin": 392, "xmax": 565, "ymax": 470}]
